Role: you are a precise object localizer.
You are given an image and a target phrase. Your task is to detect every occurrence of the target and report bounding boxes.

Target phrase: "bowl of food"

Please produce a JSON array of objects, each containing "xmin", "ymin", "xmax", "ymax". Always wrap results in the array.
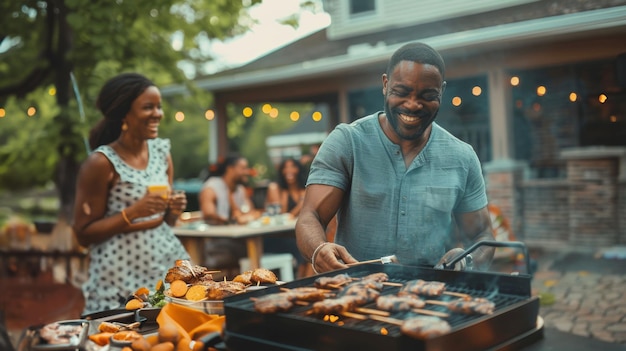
[{"xmin": 32, "ymin": 320, "xmax": 89, "ymax": 351}]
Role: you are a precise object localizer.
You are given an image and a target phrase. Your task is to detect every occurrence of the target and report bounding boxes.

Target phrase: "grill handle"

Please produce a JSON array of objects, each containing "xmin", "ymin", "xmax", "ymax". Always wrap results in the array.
[{"xmin": 442, "ymin": 240, "xmax": 531, "ymax": 274}]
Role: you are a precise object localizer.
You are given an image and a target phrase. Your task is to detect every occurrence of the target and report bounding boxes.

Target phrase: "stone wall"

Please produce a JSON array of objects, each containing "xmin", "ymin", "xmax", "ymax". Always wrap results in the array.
[
  {"xmin": 485, "ymin": 147, "xmax": 626, "ymax": 248},
  {"xmin": 521, "ymin": 179, "xmax": 570, "ymax": 243}
]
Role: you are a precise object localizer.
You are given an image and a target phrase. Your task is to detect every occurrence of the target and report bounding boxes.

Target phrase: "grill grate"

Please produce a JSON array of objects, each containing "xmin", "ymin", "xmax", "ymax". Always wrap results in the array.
[{"xmin": 224, "ymin": 264, "xmax": 539, "ymax": 351}]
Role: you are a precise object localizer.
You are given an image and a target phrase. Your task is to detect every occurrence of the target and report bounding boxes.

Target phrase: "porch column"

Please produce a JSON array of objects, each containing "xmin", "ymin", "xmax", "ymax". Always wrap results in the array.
[
  {"xmin": 215, "ymin": 95, "xmax": 229, "ymax": 158},
  {"xmin": 483, "ymin": 68, "xmax": 526, "ymax": 237}
]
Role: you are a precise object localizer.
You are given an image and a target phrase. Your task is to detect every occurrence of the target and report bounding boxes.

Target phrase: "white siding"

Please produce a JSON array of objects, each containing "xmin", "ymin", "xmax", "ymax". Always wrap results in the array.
[{"xmin": 324, "ymin": 0, "xmax": 540, "ymax": 40}]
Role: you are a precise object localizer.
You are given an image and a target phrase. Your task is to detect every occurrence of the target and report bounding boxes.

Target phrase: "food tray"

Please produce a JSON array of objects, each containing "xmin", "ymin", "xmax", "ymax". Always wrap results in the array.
[
  {"xmin": 31, "ymin": 319, "xmax": 89, "ymax": 351},
  {"xmin": 165, "ymin": 295, "xmax": 225, "ymax": 315},
  {"xmin": 164, "ymin": 281, "xmax": 286, "ymax": 315}
]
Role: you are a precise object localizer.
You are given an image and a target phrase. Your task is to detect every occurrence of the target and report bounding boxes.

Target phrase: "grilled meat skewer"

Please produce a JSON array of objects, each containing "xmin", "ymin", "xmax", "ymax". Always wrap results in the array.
[
  {"xmin": 368, "ymin": 315, "xmax": 452, "ymax": 339},
  {"xmin": 314, "ymin": 273, "xmax": 353, "ymax": 289},
  {"xmin": 253, "ymin": 293, "xmax": 295, "ymax": 314},
  {"xmin": 376, "ymin": 294, "xmax": 426, "ymax": 312},
  {"xmin": 427, "ymin": 297, "xmax": 495, "ymax": 315},
  {"xmin": 399, "ymin": 279, "xmax": 446, "ymax": 297}
]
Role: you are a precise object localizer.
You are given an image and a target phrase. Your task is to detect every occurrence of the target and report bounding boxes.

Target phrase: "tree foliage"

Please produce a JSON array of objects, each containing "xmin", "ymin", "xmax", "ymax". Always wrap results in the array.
[{"xmin": 0, "ymin": 0, "xmax": 262, "ymax": 217}]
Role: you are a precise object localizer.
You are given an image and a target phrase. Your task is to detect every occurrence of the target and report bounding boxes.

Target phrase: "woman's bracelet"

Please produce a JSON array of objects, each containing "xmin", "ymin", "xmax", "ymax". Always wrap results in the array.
[
  {"xmin": 310, "ymin": 242, "xmax": 330, "ymax": 274},
  {"xmin": 121, "ymin": 209, "xmax": 132, "ymax": 225}
]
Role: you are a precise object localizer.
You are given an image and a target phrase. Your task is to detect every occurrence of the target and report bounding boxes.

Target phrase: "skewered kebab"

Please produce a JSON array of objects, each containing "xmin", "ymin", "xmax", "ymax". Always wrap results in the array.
[
  {"xmin": 279, "ymin": 287, "xmax": 333, "ymax": 301},
  {"xmin": 368, "ymin": 315, "xmax": 452, "ymax": 339},
  {"xmin": 401, "ymin": 316, "xmax": 451, "ymax": 339},
  {"xmin": 399, "ymin": 279, "xmax": 447, "ymax": 297},
  {"xmin": 375, "ymin": 294, "xmax": 426, "ymax": 312},
  {"xmin": 360, "ymin": 272, "xmax": 389, "ymax": 283},
  {"xmin": 314, "ymin": 273, "xmax": 353, "ymax": 289},
  {"xmin": 311, "ymin": 280, "xmax": 384, "ymax": 314},
  {"xmin": 253, "ymin": 293, "xmax": 295, "ymax": 314},
  {"xmin": 427, "ymin": 297, "xmax": 495, "ymax": 315},
  {"xmin": 310, "ymin": 295, "xmax": 365, "ymax": 315}
]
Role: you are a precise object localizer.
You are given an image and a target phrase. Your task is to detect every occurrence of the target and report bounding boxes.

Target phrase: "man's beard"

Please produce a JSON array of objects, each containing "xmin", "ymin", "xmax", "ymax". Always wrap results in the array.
[{"xmin": 384, "ymin": 102, "xmax": 437, "ymax": 141}]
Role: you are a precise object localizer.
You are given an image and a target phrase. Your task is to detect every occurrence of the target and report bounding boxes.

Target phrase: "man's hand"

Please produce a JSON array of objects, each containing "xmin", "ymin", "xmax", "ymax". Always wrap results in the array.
[
  {"xmin": 435, "ymin": 248, "xmax": 471, "ymax": 271},
  {"xmin": 311, "ymin": 242, "xmax": 358, "ymax": 273}
]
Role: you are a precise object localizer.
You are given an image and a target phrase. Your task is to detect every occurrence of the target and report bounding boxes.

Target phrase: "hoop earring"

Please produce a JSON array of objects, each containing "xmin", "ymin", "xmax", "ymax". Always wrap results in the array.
[{"xmin": 121, "ymin": 122, "xmax": 128, "ymax": 131}]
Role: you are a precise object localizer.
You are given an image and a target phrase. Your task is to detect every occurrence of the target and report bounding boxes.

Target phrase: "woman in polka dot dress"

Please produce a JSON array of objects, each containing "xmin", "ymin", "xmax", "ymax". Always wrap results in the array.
[{"xmin": 72, "ymin": 73, "xmax": 190, "ymax": 315}]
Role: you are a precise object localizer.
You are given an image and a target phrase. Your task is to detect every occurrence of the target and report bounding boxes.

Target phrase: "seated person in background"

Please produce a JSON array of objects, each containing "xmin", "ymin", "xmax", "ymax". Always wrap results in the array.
[
  {"xmin": 199, "ymin": 154, "xmax": 261, "ymax": 225},
  {"xmin": 265, "ymin": 158, "xmax": 307, "ymax": 218},
  {"xmin": 264, "ymin": 158, "xmax": 309, "ymax": 278},
  {"xmin": 198, "ymin": 154, "xmax": 261, "ymax": 270}
]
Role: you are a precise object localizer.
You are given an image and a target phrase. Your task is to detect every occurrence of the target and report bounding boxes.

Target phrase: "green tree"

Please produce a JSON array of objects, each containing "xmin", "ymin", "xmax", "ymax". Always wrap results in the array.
[{"xmin": 0, "ymin": 0, "xmax": 261, "ymax": 236}]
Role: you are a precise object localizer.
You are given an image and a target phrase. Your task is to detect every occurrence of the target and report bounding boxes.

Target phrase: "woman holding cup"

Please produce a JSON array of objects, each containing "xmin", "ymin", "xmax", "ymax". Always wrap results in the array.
[{"xmin": 72, "ymin": 73, "xmax": 189, "ymax": 314}]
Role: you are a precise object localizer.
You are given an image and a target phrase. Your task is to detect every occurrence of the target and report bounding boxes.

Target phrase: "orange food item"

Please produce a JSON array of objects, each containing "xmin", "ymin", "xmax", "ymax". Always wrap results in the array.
[
  {"xmin": 145, "ymin": 334, "xmax": 160, "ymax": 346},
  {"xmin": 98, "ymin": 321, "xmax": 121, "ymax": 333},
  {"xmin": 169, "ymin": 279, "xmax": 188, "ymax": 298},
  {"xmin": 158, "ymin": 322, "xmax": 180, "ymax": 345},
  {"xmin": 150, "ymin": 341, "xmax": 175, "ymax": 351},
  {"xmin": 112, "ymin": 330, "xmax": 142, "ymax": 342},
  {"xmin": 134, "ymin": 286, "xmax": 150, "ymax": 296},
  {"xmin": 125, "ymin": 298, "xmax": 145, "ymax": 310},
  {"xmin": 131, "ymin": 337, "xmax": 152, "ymax": 351},
  {"xmin": 155, "ymin": 279, "xmax": 165, "ymax": 293},
  {"xmin": 121, "ymin": 347, "xmax": 133, "ymax": 351},
  {"xmin": 185, "ymin": 285, "xmax": 207, "ymax": 301},
  {"xmin": 89, "ymin": 332, "xmax": 113, "ymax": 346}
]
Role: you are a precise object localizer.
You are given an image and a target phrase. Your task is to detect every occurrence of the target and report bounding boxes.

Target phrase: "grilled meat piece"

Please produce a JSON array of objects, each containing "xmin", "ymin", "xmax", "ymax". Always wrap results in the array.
[
  {"xmin": 283, "ymin": 287, "xmax": 331, "ymax": 301},
  {"xmin": 311, "ymin": 295, "xmax": 363, "ymax": 315},
  {"xmin": 251, "ymin": 268, "xmax": 278, "ymax": 284},
  {"xmin": 164, "ymin": 260, "xmax": 213, "ymax": 284},
  {"xmin": 376, "ymin": 294, "xmax": 426, "ymax": 312},
  {"xmin": 447, "ymin": 297, "xmax": 495, "ymax": 315},
  {"xmin": 233, "ymin": 270, "xmax": 253, "ymax": 284},
  {"xmin": 200, "ymin": 280, "xmax": 246, "ymax": 300},
  {"xmin": 253, "ymin": 293, "xmax": 294, "ymax": 314},
  {"xmin": 399, "ymin": 279, "xmax": 446, "ymax": 297},
  {"xmin": 338, "ymin": 281, "xmax": 382, "ymax": 304},
  {"xmin": 400, "ymin": 316, "xmax": 451, "ymax": 339},
  {"xmin": 314, "ymin": 273, "xmax": 352, "ymax": 289},
  {"xmin": 361, "ymin": 272, "xmax": 389, "ymax": 283}
]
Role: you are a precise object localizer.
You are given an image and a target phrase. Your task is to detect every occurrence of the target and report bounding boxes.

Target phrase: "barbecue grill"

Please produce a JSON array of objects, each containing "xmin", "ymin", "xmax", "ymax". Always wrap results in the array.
[{"xmin": 223, "ymin": 263, "xmax": 540, "ymax": 351}]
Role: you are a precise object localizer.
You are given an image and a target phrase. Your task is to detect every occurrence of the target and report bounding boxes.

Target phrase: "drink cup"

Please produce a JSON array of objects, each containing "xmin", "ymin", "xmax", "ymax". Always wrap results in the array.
[{"xmin": 147, "ymin": 184, "xmax": 170, "ymax": 199}]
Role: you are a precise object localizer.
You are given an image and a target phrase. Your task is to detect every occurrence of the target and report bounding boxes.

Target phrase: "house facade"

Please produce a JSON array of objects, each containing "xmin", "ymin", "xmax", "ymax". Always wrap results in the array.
[{"xmin": 165, "ymin": 0, "xmax": 626, "ymax": 247}]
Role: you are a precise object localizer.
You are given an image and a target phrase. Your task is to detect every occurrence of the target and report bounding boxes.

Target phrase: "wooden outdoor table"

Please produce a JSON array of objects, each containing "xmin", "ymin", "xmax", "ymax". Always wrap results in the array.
[{"xmin": 173, "ymin": 219, "xmax": 296, "ymax": 269}]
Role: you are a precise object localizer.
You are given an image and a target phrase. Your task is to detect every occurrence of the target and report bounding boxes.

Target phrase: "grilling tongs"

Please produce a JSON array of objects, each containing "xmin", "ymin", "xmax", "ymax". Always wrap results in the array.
[{"xmin": 439, "ymin": 240, "xmax": 532, "ymax": 275}]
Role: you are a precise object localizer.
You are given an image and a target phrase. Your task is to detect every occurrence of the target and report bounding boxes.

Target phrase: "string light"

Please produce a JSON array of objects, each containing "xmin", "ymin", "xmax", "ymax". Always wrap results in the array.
[
  {"xmin": 471, "ymin": 86, "xmax": 482, "ymax": 96},
  {"xmin": 48, "ymin": 87, "xmax": 56, "ymax": 96},
  {"xmin": 312, "ymin": 111, "xmax": 322, "ymax": 121},
  {"xmin": 175, "ymin": 111, "xmax": 184, "ymax": 122},
  {"xmin": 243, "ymin": 107, "xmax": 253, "ymax": 118},
  {"xmin": 452, "ymin": 97, "xmax": 462, "ymax": 106},
  {"xmin": 510, "ymin": 76, "xmax": 520, "ymax": 86},
  {"xmin": 269, "ymin": 107, "xmax": 278, "ymax": 118},
  {"xmin": 0, "ymin": 108, "xmax": 5, "ymax": 118},
  {"xmin": 205, "ymin": 109, "xmax": 215, "ymax": 120},
  {"xmin": 536, "ymin": 86, "xmax": 546, "ymax": 96},
  {"xmin": 569, "ymin": 92, "xmax": 577, "ymax": 102},
  {"xmin": 262, "ymin": 104, "xmax": 272, "ymax": 114},
  {"xmin": 289, "ymin": 111, "xmax": 300, "ymax": 121},
  {"xmin": 27, "ymin": 107, "xmax": 36, "ymax": 116},
  {"xmin": 598, "ymin": 94, "xmax": 608, "ymax": 103}
]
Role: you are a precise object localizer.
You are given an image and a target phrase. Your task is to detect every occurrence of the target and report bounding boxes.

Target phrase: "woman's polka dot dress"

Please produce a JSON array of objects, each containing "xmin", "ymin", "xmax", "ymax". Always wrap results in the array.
[{"xmin": 82, "ymin": 138, "xmax": 190, "ymax": 315}]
